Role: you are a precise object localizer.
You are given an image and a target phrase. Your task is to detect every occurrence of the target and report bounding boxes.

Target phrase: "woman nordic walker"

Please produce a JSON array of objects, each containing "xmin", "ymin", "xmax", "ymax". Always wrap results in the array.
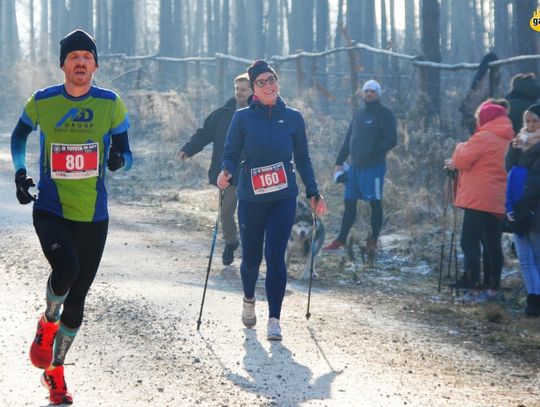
[
  {"xmin": 10, "ymin": 29, "xmax": 132, "ymax": 404},
  {"xmin": 445, "ymin": 99, "xmax": 513, "ymax": 302},
  {"xmin": 505, "ymin": 103, "xmax": 540, "ymax": 316},
  {"xmin": 217, "ymin": 60, "xmax": 327, "ymax": 341}
]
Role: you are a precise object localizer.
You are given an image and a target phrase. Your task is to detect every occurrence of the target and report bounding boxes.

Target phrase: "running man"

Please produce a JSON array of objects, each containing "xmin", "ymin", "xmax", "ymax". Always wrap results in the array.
[{"xmin": 10, "ymin": 29, "xmax": 132, "ymax": 405}]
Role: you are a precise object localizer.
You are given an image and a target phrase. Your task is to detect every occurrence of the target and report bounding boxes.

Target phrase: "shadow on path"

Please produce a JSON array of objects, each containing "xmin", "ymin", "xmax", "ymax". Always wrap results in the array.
[{"xmin": 225, "ymin": 328, "xmax": 339, "ymax": 406}]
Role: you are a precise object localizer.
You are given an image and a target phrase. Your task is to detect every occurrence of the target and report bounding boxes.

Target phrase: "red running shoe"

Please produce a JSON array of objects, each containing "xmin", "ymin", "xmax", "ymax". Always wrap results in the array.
[
  {"xmin": 30, "ymin": 314, "xmax": 59, "ymax": 369},
  {"xmin": 41, "ymin": 365, "xmax": 73, "ymax": 405},
  {"xmin": 323, "ymin": 239, "xmax": 345, "ymax": 251}
]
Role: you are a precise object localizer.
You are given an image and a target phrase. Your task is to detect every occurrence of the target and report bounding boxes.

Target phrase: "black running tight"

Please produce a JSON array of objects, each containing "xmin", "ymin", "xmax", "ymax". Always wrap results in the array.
[
  {"xmin": 33, "ymin": 210, "xmax": 108, "ymax": 329},
  {"xmin": 337, "ymin": 199, "xmax": 383, "ymax": 242}
]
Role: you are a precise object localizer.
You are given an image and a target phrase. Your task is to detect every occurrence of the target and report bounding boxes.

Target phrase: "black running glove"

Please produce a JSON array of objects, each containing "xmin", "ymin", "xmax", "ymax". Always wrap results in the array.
[
  {"xmin": 107, "ymin": 151, "xmax": 125, "ymax": 171},
  {"xmin": 14, "ymin": 168, "xmax": 36, "ymax": 204}
]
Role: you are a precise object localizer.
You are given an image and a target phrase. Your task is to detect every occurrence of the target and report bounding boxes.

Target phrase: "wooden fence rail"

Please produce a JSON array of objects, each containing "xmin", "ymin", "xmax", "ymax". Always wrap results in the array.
[{"xmin": 98, "ymin": 42, "xmax": 539, "ymax": 123}]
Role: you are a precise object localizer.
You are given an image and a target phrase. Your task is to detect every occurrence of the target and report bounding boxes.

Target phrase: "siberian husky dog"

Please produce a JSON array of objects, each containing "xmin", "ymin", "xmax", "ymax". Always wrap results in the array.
[{"xmin": 285, "ymin": 200, "xmax": 326, "ymax": 280}]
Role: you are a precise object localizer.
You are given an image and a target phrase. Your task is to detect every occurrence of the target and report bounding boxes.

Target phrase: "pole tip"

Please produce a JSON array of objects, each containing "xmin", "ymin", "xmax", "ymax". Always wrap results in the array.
[{"xmin": 306, "ymin": 312, "xmax": 311, "ymax": 320}]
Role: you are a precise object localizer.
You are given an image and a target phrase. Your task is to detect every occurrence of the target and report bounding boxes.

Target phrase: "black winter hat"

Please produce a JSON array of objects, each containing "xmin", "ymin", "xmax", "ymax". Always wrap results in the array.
[
  {"xmin": 60, "ymin": 29, "xmax": 98, "ymax": 67},
  {"xmin": 527, "ymin": 103, "xmax": 540, "ymax": 119},
  {"xmin": 247, "ymin": 60, "xmax": 277, "ymax": 90}
]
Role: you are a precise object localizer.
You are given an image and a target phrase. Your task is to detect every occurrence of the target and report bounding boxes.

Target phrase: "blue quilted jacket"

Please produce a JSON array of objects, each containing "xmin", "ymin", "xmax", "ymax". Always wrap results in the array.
[{"xmin": 222, "ymin": 96, "xmax": 319, "ymax": 202}]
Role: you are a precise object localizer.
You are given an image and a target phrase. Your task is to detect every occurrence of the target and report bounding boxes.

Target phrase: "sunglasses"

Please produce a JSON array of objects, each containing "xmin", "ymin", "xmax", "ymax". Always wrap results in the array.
[{"xmin": 254, "ymin": 76, "xmax": 278, "ymax": 88}]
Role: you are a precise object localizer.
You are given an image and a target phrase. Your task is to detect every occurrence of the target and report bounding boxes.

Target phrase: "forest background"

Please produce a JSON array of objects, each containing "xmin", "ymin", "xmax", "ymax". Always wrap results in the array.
[{"xmin": 0, "ymin": 0, "xmax": 539, "ymax": 281}]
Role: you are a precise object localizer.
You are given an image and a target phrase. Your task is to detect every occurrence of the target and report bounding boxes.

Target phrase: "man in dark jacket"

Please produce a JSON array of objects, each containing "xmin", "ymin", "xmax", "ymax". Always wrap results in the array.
[
  {"xmin": 324, "ymin": 79, "xmax": 397, "ymax": 260},
  {"xmin": 179, "ymin": 73, "xmax": 251, "ymax": 265},
  {"xmin": 506, "ymin": 73, "xmax": 540, "ymax": 134}
]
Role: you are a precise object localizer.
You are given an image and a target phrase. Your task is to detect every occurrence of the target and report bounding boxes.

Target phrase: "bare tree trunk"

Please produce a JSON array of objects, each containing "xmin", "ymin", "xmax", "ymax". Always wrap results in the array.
[
  {"xmin": 380, "ymin": 0, "xmax": 387, "ymax": 49},
  {"xmin": 334, "ymin": 0, "xmax": 344, "ymax": 48},
  {"xmin": 294, "ymin": 0, "xmax": 314, "ymax": 52},
  {"xmin": 111, "ymin": 0, "xmax": 135, "ymax": 55},
  {"xmin": 172, "ymin": 0, "xmax": 184, "ymax": 56},
  {"xmin": 234, "ymin": 0, "xmax": 248, "ymax": 57},
  {"xmin": 346, "ymin": 0, "xmax": 361, "ymax": 42},
  {"xmin": 315, "ymin": 0, "xmax": 329, "ymax": 109},
  {"xmin": 389, "ymin": 0, "xmax": 396, "ymax": 50},
  {"xmin": 193, "ymin": 0, "xmax": 205, "ymax": 55},
  {"xmin": 40, "ymin": 0, "xmax": 49, "ymax": 60},
  {"xmin": 96, "ymin": 0, "xmax": 109, "ymax": 55},
  {"xmin": 404, "ymin": 0, "xmax": 416, "ymax": 53},
  {"xmin": 160, "ymin": 0, "xmax": 173, "ymax": 56},
  {"xmin": 279, "ymin": 0, "xmax": 287, "ymax": 54},
  {"xmin": 159, "ymin": 0, "xmax": 175, "ymax": 89},
  {"xmin": 472, "ymin": 0, "xmax": 485, "ymax": 58},
  {"xmin": 315, "ymin": 0, "xmax": 328, "ymax": 52},
  {"xmin": 420, "ymin": 0, "xmax": 441, "ymax": 120},
  {"xmin": 389, "ymin": 0, "xmax": 400, "ymax": 102},
  {"xmin": 246, "ymin": 0, "xmax": 264, "ymax": 57},
  {"xmin": 213, "ymin": 0, "xmax": 221, "ymax": 52},
  {"xmin": 184, "ymin": 0, "xmax": 193, "ymax": 55},
  {"xmin": 29, "ymin": 0, "xmax": 35, "ymax": 62},
  {"xmin": 451, "ymin": 0, "xmax": 473, "ymax": 62},
  {"xmin": 494, "ymin": 0, "xmax": 510, "ymax": 58},
  {"xmin": 206, "ymin": 0, "xmax": 214, "ymax": 55},
  {"xmin": 266, "ymin": 0, "xmax": 280, "ymax": 57},
  {"xmin": 513, "ymin": 0, "xmax": 538, "ymax": 73},
  {"xmin": 440, "ymin": 0, "xmax": 449, "ymax": 61},
  {"xmin": 221, "ymin": 0, "xmax": 230, "ymax": 54},
  {"xmin": 1, "ymin": 0, "xmax": 20, "ymax": 62},
  {"xmin": 363, "ymin": 0, "xmax": 375, "ymax": 72},
  {"xmin": 68, "ymin": 0, "xmax": 93, "ymax": 34},
  {"xmin": 50, "ymin": 1, "xmax": 68, "ymax": 54}
]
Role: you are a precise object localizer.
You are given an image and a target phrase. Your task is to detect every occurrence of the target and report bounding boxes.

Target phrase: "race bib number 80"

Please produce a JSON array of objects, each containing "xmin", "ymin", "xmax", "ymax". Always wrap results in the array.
[
  {"xmin": 51, "ymin": 143, "xmax": 99, "ymax": 179},
  {"xmin": 251, "ymin": 162, "xmax": 288, "ymax": 195}
]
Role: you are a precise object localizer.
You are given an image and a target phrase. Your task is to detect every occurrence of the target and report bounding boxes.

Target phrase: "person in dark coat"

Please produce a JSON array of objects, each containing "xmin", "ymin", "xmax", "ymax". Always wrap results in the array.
[
  {"xmin": 505, "ymin": 103, "xmax": 540, "ymax": 316},
  {"xmin": 178, "ymin": 73, "xmax": 251, "ymax": 265},
  {"xmin": 324, "ymin": 79, "xmax": 397, "ymax": 261},
  {"xmin": 506, "ymin": 73, "xmax": 540, "ymax": 134}
]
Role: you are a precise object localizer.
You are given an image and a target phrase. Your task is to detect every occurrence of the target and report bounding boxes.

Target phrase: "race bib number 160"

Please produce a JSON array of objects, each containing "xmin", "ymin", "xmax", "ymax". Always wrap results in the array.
[
  {"xmin": 50, "ymin": 143, "xmax": 99, "ymax": 179},
  {"xmin": 251, "ymin": 162, "xmax": 288, "ymax": 195}
]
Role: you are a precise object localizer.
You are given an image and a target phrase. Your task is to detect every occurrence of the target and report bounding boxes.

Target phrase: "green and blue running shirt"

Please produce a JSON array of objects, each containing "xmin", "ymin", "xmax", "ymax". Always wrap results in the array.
[{"xmin": 13, "ymin": 85, "xmax": 131, "ymax": 222}]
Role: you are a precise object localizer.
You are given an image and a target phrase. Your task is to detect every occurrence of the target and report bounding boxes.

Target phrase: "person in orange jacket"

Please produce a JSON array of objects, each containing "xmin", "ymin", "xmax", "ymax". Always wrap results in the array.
[{"xmin": 445, "ymin": 99, "xmax": 514, "ymax": 300}]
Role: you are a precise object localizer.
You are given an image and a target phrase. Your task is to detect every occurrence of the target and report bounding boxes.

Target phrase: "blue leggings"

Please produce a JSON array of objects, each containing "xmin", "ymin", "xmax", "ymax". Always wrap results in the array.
[{"xmin": 237, "ymin": 197, "xmax": 296, "ymax": 319}]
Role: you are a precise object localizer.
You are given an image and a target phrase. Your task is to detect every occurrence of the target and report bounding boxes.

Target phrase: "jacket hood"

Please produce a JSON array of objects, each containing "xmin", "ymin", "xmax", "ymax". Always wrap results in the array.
[
  {"xmin": 477, "ymin": 115, "xmax": 514, "ymax": 140},
  {"xmin": 508, "ymin": 77, "xmax": 540, "ymax": 101}
]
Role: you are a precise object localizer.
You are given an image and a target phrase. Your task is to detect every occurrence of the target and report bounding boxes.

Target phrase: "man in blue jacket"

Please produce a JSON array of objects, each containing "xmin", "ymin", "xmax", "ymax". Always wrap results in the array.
[
  {"xmin": 324, "ymin": 79, "xmax": 397, "ymax": 261},
  {"xmin": 178, "ymin": 74, "xmax": 251, "ymax": 265}
]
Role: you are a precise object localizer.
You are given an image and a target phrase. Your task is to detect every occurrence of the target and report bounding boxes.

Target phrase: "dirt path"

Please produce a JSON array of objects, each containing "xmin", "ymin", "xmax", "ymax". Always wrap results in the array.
[{"xmin": 1, "ymin": 132, "xmax": 538, "ymax": 407}]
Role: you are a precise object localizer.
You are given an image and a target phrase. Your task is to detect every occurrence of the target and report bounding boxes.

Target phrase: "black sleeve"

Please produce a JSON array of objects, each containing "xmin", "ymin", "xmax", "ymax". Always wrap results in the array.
[
  {"xmin": 371, "ymin": 110, "xmax": 397, "ymax": 157},
  {"xmin": 180, "ymin": 110, "xmax": 218, "ymax": 157},
  {"xmin": 335, "ymin": 121, "xmax": 353, "ymax": 165},
  {"xmin": 505, "ymin": 143, "xmax": 520, "ymax": 172},
  {"xmin": 111, "ymin": 130, "xmax": 131, "ymax": 153}
]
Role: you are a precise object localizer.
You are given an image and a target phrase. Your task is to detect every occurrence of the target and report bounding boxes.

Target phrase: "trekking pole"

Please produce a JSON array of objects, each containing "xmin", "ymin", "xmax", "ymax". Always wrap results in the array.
[
  {"xmin": 438, "ymin": 171, "xmax": 452, "ymax": 292},
  {"xmin": 446, "ymin": 170, "xmax": 457, "ymax": 278},
  {"xmin": 306, "ymin": 211, "xmax": 318, "ymax": 320},
  {"xmin": 196, "ymin": 189, "xmax": 224, "ymax": 330},
  {"xmin": 452, "ymin": 204, "xmax": 460, "ymax": 297}
]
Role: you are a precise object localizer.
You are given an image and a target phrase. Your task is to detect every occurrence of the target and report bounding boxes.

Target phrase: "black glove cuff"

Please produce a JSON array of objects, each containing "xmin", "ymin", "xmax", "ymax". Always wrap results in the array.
[
  {"xmin": 306, "ymin": 192, "xmax": 321, "ymax": 201},
  {"xmin": 15, "ymin": 168, "xmax": 27, "ymax": 184}
]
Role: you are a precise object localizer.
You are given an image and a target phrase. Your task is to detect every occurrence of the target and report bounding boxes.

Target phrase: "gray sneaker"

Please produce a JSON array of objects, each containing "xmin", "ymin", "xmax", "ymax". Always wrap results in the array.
[
  {"xmin": 242, "ymin": 298, "xmax": 256, "ymax": 328},
  {"xmin": 267, "ymin": 317, "xmax": 282, "ymax": 341}
]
